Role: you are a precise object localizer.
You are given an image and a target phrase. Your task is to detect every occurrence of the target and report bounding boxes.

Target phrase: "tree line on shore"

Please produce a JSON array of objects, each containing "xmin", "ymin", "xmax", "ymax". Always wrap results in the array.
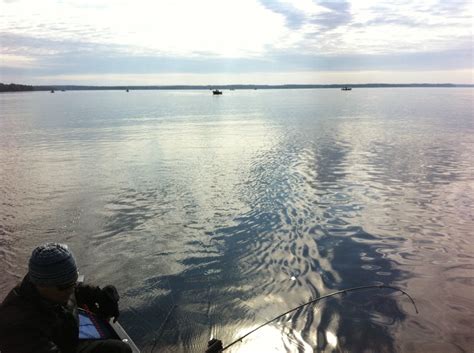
[{"xmin": 0, "ymin": 83, "xmax": 34, "ymax": 92}]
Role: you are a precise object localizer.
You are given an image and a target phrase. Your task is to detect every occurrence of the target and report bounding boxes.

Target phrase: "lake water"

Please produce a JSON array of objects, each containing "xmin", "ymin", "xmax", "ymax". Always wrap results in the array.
[{"xmin": 1, "ymin": 88, "xmax": 473, "ymax": 352}]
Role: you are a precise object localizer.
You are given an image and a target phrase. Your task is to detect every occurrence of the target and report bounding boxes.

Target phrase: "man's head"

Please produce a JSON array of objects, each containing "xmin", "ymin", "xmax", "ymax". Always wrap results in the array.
[{"xmin": 28, "ymin": 243, "xmax": 78, "ymax": 304}]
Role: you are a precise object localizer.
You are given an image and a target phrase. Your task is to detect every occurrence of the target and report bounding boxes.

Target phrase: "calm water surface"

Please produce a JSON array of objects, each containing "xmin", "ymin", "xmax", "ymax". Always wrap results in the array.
[{"xmin": 1, "ymin": 88, "xmax": 473, "ymax": 352}]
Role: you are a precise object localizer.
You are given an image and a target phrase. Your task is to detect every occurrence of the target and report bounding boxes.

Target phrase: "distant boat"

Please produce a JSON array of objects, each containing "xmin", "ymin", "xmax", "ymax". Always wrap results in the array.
[
  {"xmin": 341, "ymin": 86, "xmax": 352, "ymax": 91},
  {"xmin": 212, "ymin": 89, "xmax": 222, "ymax": 95},
  {"xmin": 126, "ymin": 89, "xmax": 129, "ymax": 92},
  {"xmin": 50, "ymin": 89, "xmax": 55, "ymax": 93}
]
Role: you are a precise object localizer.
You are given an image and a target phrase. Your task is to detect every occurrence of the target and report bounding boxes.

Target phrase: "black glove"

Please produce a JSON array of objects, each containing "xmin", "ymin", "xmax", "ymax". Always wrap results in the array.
[
  {"xmin": 205, "ymin": 339, "xmax": 223, "ymax": 353},
  {"xmin": 96, "ymin": 285, "xmax": 120, "ymax": 322}
]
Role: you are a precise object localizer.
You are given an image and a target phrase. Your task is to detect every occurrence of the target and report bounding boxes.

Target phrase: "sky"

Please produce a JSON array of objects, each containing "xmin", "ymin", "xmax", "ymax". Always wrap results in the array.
[{"xmin": 1, "ymin": 0, "xmax": 473, "ymax": 85}]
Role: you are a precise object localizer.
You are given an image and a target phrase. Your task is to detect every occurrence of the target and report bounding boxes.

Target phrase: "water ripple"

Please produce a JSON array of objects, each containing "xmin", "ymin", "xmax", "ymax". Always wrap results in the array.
[{"xmin": 1, "ymin": 89, "xmax": 473, "ymax": 352}]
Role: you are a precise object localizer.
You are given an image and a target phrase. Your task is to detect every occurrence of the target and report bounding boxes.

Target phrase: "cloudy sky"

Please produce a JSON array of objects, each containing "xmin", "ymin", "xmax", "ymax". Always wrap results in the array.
[{"xmin": 1, "ymin": 0, "xmax": 472, "ymax": 85}]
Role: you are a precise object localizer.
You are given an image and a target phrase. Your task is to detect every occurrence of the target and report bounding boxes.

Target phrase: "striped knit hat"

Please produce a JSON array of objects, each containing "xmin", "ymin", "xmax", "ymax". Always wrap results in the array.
[{"xmin": 28, "ymin": 243, "xmax": 78, "ymax": 286}]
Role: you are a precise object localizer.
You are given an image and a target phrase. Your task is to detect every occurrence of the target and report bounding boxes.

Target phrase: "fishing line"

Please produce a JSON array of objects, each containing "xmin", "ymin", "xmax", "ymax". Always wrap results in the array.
[
  {"xmin": 139, "ymin": 276, "xmax": 177, "ymax": 353},
  {"xmin": 146, "ymin": 276, "xmax": 178, "ymax": 353},
  {"xmin": 204, "ymin": 230, "xmax": 324, "ymax": 349},
  {"xmin": 206, "ymin": 231, "xmax": 218, "ymax": 341},
  {"xmin": 231, "ymin": 295, "xmax": 310, "ymax": 352},
  {"xmin": 203, "ymin": 233, "xmax": 305, "ymax": 346},
  {"xmin": 222, "ymin": 284, "xmax": 418, "ymax": 351},
  {"xmin": 149, "ymin": 302, "xmax": 177, "ymax": 353},
  {"xmin": 149, "ymin": 229, "xmax": 221, "ymax": 353}
]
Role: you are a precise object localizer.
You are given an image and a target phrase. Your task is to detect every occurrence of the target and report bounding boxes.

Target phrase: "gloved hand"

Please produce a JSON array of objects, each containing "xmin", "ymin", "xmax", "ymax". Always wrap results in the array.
[
  {"xmin": 205, "ymin": 338, "xmax": 223, "ymax": 353},
  {"xmin": 96, "ymin": 285, "xmax": 120, "ymax": 322}
]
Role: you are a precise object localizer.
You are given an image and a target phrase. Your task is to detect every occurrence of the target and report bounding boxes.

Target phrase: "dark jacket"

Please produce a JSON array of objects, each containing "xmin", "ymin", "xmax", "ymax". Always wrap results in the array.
[{"xmin": 0, "ymin": 275, "xmax": 106, "ymax": 353}]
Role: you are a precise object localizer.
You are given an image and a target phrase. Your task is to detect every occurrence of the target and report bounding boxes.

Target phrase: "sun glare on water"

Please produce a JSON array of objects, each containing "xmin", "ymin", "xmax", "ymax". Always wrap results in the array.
[{"xmin": 228, "ymin": 324, "xmax": 319, "ymax": 353}]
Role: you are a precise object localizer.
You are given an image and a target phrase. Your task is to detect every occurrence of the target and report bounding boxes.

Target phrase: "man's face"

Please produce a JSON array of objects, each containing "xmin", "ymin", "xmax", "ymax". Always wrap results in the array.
[{"xmin": 37, "ymin": 282, "xmax": 76, "ymax": 304}]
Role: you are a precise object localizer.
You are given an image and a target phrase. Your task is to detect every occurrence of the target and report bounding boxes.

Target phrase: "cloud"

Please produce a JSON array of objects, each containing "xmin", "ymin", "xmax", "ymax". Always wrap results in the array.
[
  {"xmin": 431, "ymin": 0, "xmax": 472, "ymax": 16},
  {"xmin": 312, "ymin": 1, "xmax": 352, "ymax": 30},
  {"xmin": 257, "ymin": 0, "xmax": 353, "ymax": 32},
  {"xmin": 0, "ymin": 0, "xmax": 472, "ymax": 84},
  {"xmin": 0, "ymin": 0, "xmax": 288, "ymax": 58},
  {"xmin": 2, "ymin": 31, "xmax": 471, "ymax": 78},
  {"xmin": 272, "ymin": 48, "xmax": 473, "ymax": 71},
  {"xmin": 0, "ymin": 32, "xmax": 108, "ymax": 57},
  {"xmin": 257, "ymin": 0, "xmax": 308, "ymax": 29},
  {"xmin": 0, "ymin": 54, "xmax": 36, "ymax": 68},
  {"xmin": 352, "ymin": 0, "xmax": 471, "ymax": 28},
  {"xmin": 354, "ymin": 15, "xmax": 421, "ymax": 28}
]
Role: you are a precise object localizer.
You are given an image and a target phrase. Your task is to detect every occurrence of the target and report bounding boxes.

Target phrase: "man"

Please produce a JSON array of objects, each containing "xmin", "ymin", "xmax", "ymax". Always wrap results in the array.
[{"xmin": 0, "ymin": 243, "xmax": 223, "ymax": 353}]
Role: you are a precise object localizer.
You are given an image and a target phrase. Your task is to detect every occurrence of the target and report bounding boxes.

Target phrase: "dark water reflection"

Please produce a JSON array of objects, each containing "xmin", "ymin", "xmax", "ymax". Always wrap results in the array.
[{"xmin": 1, "ymin": 89, "xmax": 473, "ymax": 352}]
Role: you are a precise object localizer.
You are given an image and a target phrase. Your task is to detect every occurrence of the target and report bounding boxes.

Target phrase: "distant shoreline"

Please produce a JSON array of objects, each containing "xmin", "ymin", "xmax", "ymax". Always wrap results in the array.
[{"xmin": 1, "ymin": 82, "xmax": 473, "ymax": 92}]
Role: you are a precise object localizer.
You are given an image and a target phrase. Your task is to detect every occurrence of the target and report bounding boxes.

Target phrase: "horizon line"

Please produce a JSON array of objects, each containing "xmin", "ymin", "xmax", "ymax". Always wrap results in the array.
[
  {"xmin": 3, "ymin": 82, "xmax": 473, "ymax": 87},
  {"xmin": 2, "ymin": 82, "xmax": 473, "ymax": 93}
]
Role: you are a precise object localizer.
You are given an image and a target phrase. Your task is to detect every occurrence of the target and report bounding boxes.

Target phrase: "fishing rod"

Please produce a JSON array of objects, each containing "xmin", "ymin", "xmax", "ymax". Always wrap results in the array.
[{"xmin": 222, "ymin": 284, "xmax": 418, "ymax": 351}]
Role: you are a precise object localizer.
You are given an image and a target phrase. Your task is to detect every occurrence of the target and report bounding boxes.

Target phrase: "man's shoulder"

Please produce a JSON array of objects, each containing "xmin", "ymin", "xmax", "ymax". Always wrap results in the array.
[
  {"xmin": 1, "ymin": 285, "xmax": 21, "ymax": 311},
  {"xmin": 0, "ymin": 286, "xmax": 43, "ymax": 327}
]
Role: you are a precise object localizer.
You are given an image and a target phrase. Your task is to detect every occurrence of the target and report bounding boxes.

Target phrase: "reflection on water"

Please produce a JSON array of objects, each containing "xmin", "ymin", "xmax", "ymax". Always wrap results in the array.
[{"xmin": 1, "ymin": 89, "xmax": 473, "ymax": 352}]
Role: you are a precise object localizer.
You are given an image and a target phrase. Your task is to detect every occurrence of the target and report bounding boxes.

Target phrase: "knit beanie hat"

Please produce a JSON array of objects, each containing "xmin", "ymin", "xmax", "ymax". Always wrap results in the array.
[{"xmin": 28, "ymin": 243, "xmax": 78, "ymax": 286}]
